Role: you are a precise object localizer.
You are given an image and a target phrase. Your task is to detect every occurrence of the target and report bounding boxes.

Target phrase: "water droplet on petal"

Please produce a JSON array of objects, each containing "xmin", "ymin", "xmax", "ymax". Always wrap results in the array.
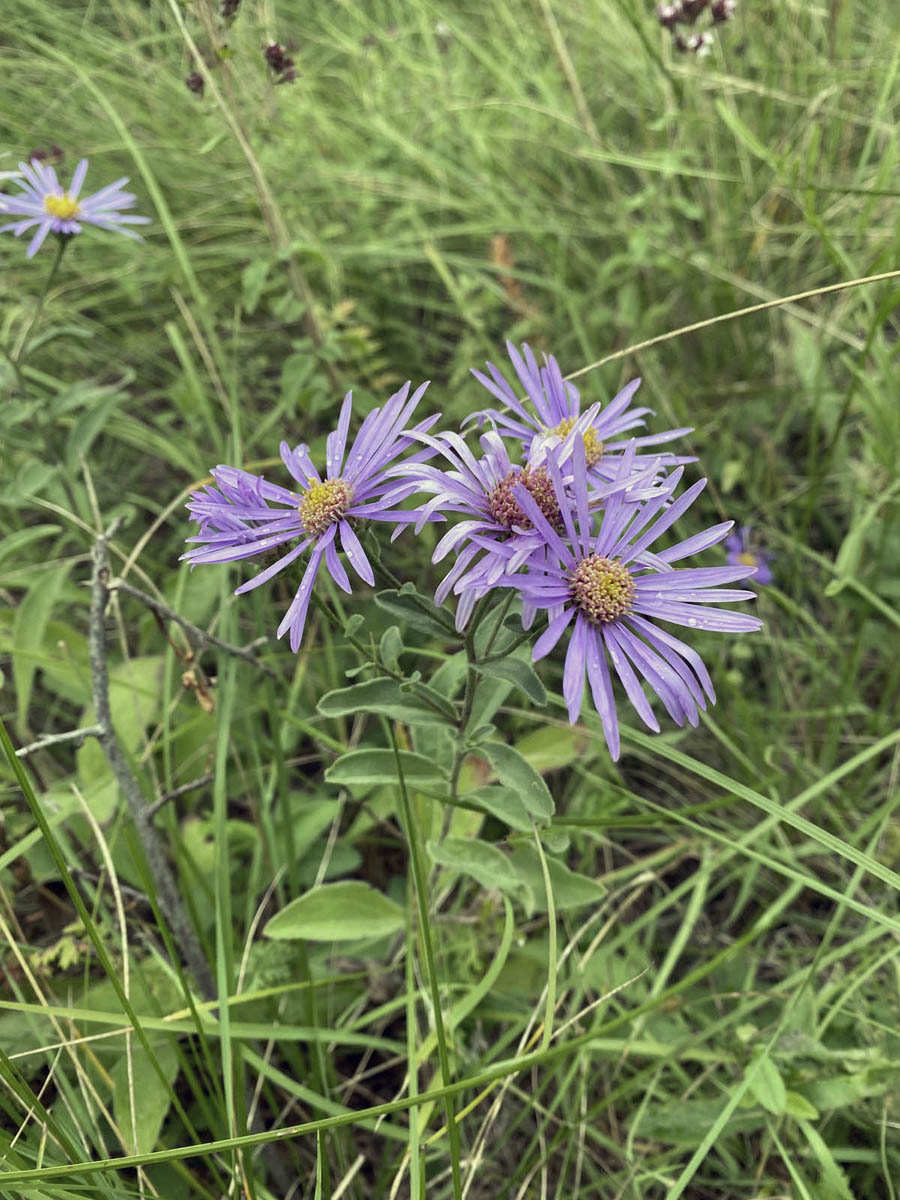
[{"xmin": 688, "ymin": 617, "xmax": 698, "ymax": 627}]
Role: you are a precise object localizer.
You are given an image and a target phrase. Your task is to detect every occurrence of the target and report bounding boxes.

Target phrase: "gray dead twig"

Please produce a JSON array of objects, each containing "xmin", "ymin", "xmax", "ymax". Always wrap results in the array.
[
  {"xmin": 147, "ymin": 772, "xmax": 215, "ymax": 818},
  {"xmin": 91, "ymin": 520, "xmax": 215, "ymax": 999},
  {"xmin": 107, "ymin": 575, "xmax": 276, "ymax": 677},
  {"xmin": 16, "ymin": 725, "xmax": 102, "ymax": 758}
]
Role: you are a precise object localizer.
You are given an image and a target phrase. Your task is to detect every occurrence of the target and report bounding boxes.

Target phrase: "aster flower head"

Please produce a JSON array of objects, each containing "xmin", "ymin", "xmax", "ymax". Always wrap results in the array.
[
  {"xmin": 504, "ymin": 443, "xmax": 762, "ymax": 759},
  {"xmin": 725, "ymin": 526, "xmax": 773, "ymax": 587},
  {"xmin": 183, "ymin": 383, "xmax": 436, "ymax": 650},
  {"xmin": 0, "ymin": 158, "xmax": 149, "ymax": 258},
  {"xmin": 469, "ymin": 341, "xmax": 694, "ymax": 488},
  {"xmin": 394, "ymin": 407, "xmax": 665, "ymax": 630}
]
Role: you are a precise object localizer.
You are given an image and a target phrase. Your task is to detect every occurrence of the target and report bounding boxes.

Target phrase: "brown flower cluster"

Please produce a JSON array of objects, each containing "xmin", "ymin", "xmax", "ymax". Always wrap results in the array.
[
  {"xmin": 264, "ymin": 43, "xmax": 297, "ymax": 85},
  {"xmin": 656, "ymin": 0, "xmax": 736, "ymax": 55}
]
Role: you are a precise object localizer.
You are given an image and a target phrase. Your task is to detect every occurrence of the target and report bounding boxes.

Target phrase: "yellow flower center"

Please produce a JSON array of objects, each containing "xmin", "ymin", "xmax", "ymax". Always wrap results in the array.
[
  {"xmin": 736, "ymin": 551, "xmax": 758, "ymax": 569},
  {"xmin": 298, "ymin": 478, "xmax": 352, "ymax": 536},
  {"xmin": 571, "ymin": 555, "xmax": 636, "ymax": 625},
  {"xmin": 550, "ymin": 417, "xmax": 605, "ymax": 468},
  {"xmin": 44, "ymin": 193, "xmax": 82, "ymax": 221}
]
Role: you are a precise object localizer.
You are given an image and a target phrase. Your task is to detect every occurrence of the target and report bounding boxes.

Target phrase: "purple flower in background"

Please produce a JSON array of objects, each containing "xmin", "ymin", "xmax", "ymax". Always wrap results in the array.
[
  {"xmin": 507, "ymin": 446, "xmax": 762, "ymax": 759},
  {"xmin": 184, "ymin": 383, "xmax": 435, "ymax": 650},
  {"xmin": 0, "ymin": 158, "xmax": 149, "ymax": 258},
  {"xmin": 469, "ymin": 341, "xmax": 694, "ymax": 488},
  {"xmin": 725, "ymin": 526, "xmax": 773, "ymax": 586}
]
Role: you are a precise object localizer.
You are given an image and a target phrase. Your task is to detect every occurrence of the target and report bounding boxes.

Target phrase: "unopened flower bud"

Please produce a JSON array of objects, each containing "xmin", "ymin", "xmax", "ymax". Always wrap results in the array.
[
  {"xmin": 29, "ymin": 145, "xmax": 65, "ymax": 165},
  {"xmin": 711, "ymin": 0, "xmax": 736, "ymax": 21}
]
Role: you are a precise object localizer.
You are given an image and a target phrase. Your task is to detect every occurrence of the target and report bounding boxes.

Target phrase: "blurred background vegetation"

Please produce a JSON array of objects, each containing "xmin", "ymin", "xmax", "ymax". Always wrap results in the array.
[{"xmin": 2, "ymin": 1, "xmax": 900, "ymax": 1196}]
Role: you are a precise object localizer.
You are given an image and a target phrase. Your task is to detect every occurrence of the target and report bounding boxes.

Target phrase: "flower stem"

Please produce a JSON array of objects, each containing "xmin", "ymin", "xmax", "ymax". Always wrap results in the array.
[
  {"xmin": 11, "ymin": 236, "xmax": 69, "ymax": 368},
  {"xmin": 448, "ymin": 595, "xmax": 492, "ymax": 801},
  {"xmin": 389, "ymin": 726, "xmax": 464, "ymax": 1200}
]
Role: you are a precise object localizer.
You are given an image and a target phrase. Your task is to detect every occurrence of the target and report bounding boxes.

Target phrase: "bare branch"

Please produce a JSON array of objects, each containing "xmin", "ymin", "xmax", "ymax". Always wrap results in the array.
[
  {"xmin": 90, "ymin": 521, "xmax": 215, "ymax": 999},
  {"xmin": 16, "ymin": 725, "xmax": 102, "ymax": 758},
  {"xmin": 147, "ymin": 772, "xmax": 215, "ymax": 819},
  {"xmin": 107, "ymin": 576, "xmax": 276, "ymax": 677}
]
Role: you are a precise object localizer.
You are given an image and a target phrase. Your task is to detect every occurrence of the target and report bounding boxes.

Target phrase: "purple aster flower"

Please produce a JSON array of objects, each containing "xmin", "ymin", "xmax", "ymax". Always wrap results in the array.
[
  {"xmin": 394, "ymin": 411, "xmax": 664, "ymax": 630},
  {"xmin": 183, "ymin": 383, "xmax": 436, "ymax": 650},
  {"xmin": 505, "ymin": 445, "xmax": 762, "ymax": 759},
  {"xmin": 725, "ymin": 526, "xmax": 773, "ymax": 587},
  {"xmin": 468, "ymin": 341, "xmax": 694, "ymax": 487},
  {"xmin": 0, "ymin": 158, "xmax": 149, "ymax": 258}
]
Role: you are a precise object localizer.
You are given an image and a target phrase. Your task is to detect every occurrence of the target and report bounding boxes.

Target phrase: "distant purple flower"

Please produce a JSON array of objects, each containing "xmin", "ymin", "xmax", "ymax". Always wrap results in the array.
[
  {"xmin": 0, "ymin": 158, "xmax": 149, "ymax": 258},
  {"xmin": 183, "ymin": 383, "xmax": 435, "ymax": 650},
  {"xmin": 505, "ymin": 446, "xmax": 762, "ymax": 759},
  {"xmin": 469, "ymin": 341, "xmax": 694, "ymax": 488},
  {"xmin": 725, "ymin": 526, "xmax": 773, "ymax": 586}
]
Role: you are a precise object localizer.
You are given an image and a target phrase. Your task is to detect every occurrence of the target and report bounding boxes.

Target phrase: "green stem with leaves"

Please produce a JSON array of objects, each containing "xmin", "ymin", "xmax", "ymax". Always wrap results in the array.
[
  {"xmin": 389, "ymin": 726, "xmax": 464, "ymax": 1200},
  {"xmin": 448, "ymin": 595, "xmax": 494, "ymax": 801}
]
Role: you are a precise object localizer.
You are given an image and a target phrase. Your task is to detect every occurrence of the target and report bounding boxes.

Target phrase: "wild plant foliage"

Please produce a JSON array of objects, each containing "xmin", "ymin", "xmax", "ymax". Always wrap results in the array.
[{"xmin": 2, "ymin": 3, "xmax": 900, "ymax": 1198}]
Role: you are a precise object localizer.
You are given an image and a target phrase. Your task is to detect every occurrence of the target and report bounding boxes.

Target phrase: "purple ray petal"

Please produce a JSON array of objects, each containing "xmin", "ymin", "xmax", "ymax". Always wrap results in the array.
[
  {"xmin": 614, "ymin": 624, "xmax": 697, "ymax": 727},
  {"xmin": 325, "ymin": 537, "xmax": 352, "ymax": 593},
  {"xmin": 627, "ymin": 615, "xmax": 716, "ymax": 704},
  {"xmin": 435, "ymin": 542, "xmax": 480, "ymax": 604},
  {"xmin": 26, "ymin": 221, "xmax": 53, "ymax": 258},
  {"xmin": 563, "ymin": 615, "xmax": 588, "ymax": 722},
  {"xmin": 619, "ymin": 477, "xmax": 706, "ymax": 565},
  {"xmin": 234, "ymin": 538, "xmax": 312, "ymax": 593},
  {"xmin": 633, "ymin": 598, "xmax": 762, "ymax": 633},
  {"xmin": 602, "ymin": 624, "xmax": 660, "ymax": 732},
  {"xmin": 326, "ymin": 392, "xmax": 353, "ymax": 479},
  {"xmin": 68, "ymin": 159, "xmax": 89, "ymax": 199},
  {"xmin": 513, "ymin": 483, "xmax": 575, "ymax": 567},
  {"xmin": 338, "ymin": 521, "xmax": 374, "ymax": 585},
  {"xmin": 585, "ymin": 630, "xmax": 620, "ymax": 758},
  {"xmin": 533, "ymin": 606, "xmax": 576, "ymax": 661},
  {"xmin": 654, "ymin": 521, "xmax": 734, "ymax": 564}
]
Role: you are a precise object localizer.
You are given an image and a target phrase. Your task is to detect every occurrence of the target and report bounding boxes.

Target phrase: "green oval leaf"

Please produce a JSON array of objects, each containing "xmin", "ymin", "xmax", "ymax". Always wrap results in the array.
[
  {"xmin": 379, "ymin": 625, "xmax": 403, "ymax": 672},
  {"xmin": 111, "ymin": 1040, "xmax": 179, "ymax": 1155},
  {"xmin": 325, "ymin": 749, "xmax": 447, "ymax": 789},
  {"xmin": 318, "ymin": 678, "xmax": 453, "ymax": 726},
  {"xmin": 474, "ymin": 657, "xmax": 546, "ymax": 706},
  {"xmin": 784, "ymin": 1091, "xmax": 819, "ymax": 1121},
  {"xmin": 483, "ymin": 741, "xmax": 554, "ymax": 820},
  {"xmin": 463, "ymin": 785, "xmax": 531, "ymax": 832},
  {"xmin": 374, "ymin": 585, "xmax": 455, "ymax": 636},
  {"xmin": 427, "ymin": 836, "xmax": 520, "ymax": 893},
  {"xmin": 264, "ymin": 881, "xmax": 405, "ymax": 941},
  {"xmin": 745, "ymin": 1051, "xmax": 787, "ymax": 1114}
]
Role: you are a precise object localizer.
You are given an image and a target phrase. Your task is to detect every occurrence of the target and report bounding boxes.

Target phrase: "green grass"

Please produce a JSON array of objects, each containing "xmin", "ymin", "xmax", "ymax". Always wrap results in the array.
[{"xmin": 2, "ymin": 0, "xmax": 900, "ymax": 1196}]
